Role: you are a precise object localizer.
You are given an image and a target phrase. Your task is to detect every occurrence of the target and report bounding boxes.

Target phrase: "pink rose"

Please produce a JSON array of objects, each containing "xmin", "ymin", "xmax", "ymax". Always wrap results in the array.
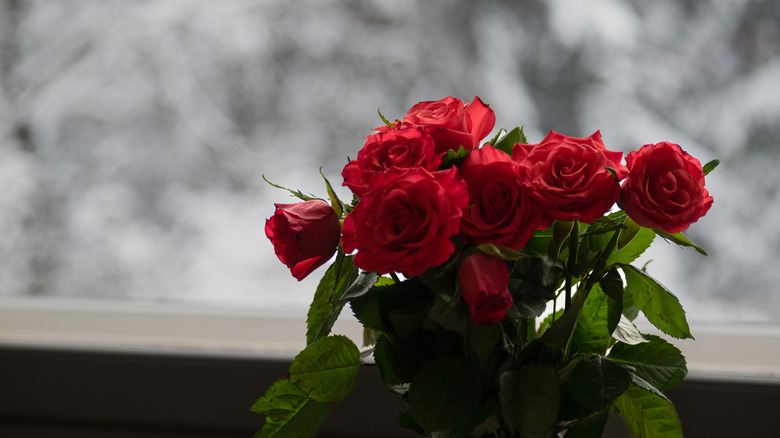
[
  {"xmin": 342, "ymin": 167, "xmax": 468, "ymax": 277},
  {"xmin": 513, "ymin": 130, "xmax": 628, "ymax": 226},
  {"xmin": 265, "ymin": 200, "xmax": 341, "ymax": 280},
  {"xmin": 620, "ymin": 142, "xmax": 713, "ymax": 233},
  {"xmin": 341, "ymin": 127, "xmax": 442, "ymax": 197},
  {"xmin": 458, "ymin": 253, "xmax": 513, "ymax": 326},
  {"xmin": 400, "ymin": 96, "xmax": 496, "ymax": 154},
  {"xmin": 459, "ymin": 145, "xmax": 541, "ymax": 249}
]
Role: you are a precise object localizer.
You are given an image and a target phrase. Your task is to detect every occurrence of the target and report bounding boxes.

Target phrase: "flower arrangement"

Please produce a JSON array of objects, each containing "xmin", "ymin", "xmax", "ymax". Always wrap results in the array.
[{"xmin": 255, "ymin": 96, "xmax": 716, "ymax": 438}]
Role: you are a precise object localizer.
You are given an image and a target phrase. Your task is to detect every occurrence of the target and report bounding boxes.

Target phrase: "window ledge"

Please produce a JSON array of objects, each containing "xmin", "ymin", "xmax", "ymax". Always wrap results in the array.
[
  {"xmin": 0, "ymin": 297, "xmax": 362, "ymax": 360},
  {"xmin": 2, "ymin": 297, "xmax": 779, "ymax": 384}
]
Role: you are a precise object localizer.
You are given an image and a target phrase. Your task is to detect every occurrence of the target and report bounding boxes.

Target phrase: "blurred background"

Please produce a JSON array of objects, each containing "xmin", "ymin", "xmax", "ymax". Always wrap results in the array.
[{"xmin": 0, "ymin": 0, "xmax": 777, "ymax": 324}]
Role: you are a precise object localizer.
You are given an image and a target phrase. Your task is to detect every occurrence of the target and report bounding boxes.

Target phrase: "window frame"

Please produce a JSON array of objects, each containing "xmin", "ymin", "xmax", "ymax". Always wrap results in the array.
[{"xmin": 2, "ymin": 296, "xmax": 780, "ymax": 437}]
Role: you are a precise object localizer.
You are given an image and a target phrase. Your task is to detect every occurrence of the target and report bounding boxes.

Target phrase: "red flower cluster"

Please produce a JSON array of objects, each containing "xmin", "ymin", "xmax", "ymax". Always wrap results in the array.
[{"xmin": 265, "ymin": 96, "xmax": 714, "ymax": 326}]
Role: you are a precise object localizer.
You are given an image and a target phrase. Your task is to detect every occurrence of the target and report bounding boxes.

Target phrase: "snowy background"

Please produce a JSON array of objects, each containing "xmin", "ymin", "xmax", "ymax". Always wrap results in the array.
[{"xmin": 0, "ymin": 0, "xmax": 778, "ymax": 323}]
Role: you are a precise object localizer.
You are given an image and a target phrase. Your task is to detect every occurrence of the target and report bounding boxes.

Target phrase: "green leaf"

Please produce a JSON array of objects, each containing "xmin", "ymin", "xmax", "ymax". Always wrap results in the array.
[
  {"xmin": 377, "ymin": 108, "xmax": 396, "ymax": 128},
  {"xmin": 622, "ymin": 284, "xmax": 640, "ymax": 321},
  {"xmin": 654, "ymin": 229, "xmax": 707, "ymax": 255},
  {"xmin": 538, "ymin": 307, "xmax": 565, "ymax": 338},
  {"xmin": 485, "ymin": 128, "xmax": 505, "ymax": 146},
  {"xmin": 409, "ymin": 358, "xmax": 481, "ymax": 434},
  {"xmin": 599, "ymin": 268, "xmax": 623, "ymax": 303},
  {"xmin": 430, "ymin": 402, "xmax": 501, "ymax": 438},
  {"xmin": 467, "ymin": 322, "xmax": 502, "ymax": 366},
  {"xmin": 499, "ymin": 364, "xmax": 560, "ymax": 437},
  {"xmin": 349, "ymin": 289, "xmax": 384, "ymax": 333},
  {"xmin": 319, "ymin": 168, "xmax": 344, "ymax": 218},
  {"xmin": 702, "ymin": 159, "xmax": 720, "ymax": 176},
  {"xmin": 614, "ymin": 384, "xmax": 683, "ymax": 438},
  {"xmin": 552, "ymin": 220, "xmax": 575, "ymax": 258},
  {"xmin": 289, "ymin": 335, "xmax": 361, "ymax": 403},
  {"xmin": 579, "ymin": 221, "xmax": 611, "ymax": 261},
  {"xmin": 617, "ymin": 216, "xmax": 640, "ymax": 250},
  {"xmin": 622, "ymin": 265, "xmax": 693, "ymax": 339},
  {"xmin": 336, "ymin": 270, "xmax": 379, "ymax": 303},
  {"xmin": 349, "ymin": 278, "xmax": 434, "ymax": 336},
  {"xmin": 606, "ymin": 293, "xmax": 623, "ymax": 338},
  {"xmin": 251, "ymin": 379, "xmax": 332, "ymax": 438},
  {"xmin": 475, "ymin": 243, "xmax": 529, "ymax": 260},
  {"xmin": 373, "ymin": 335, "xmax": 403, "ymax": 385},
  {"xmin": 611, "ymin": 314, "xmax": 648, "ymax": 345},
  {"xmin": 523, "ymin": 227, "xmax": 554, "ymax": 257},
  {"xmin": 509, "ymin": 253, "xmax": 563, "ymax": 325},
  {"xmin": 374, "ymin": 275, "xmax": 396, "ymax": 287},
  {"xmin": 518, "ymin": 338, "xmax": 564, "ymax": 368},
  {"xmin": 306, "ymin": 254, "xmax": 359, "ymax": 345},
  {"xmin": 628, "ymin": 374, "xmax": 671, "ymax": 402},
  {"xmin": 607, "ymin": 223, "xmax": 655, "ymax": 267},
  {"xmin": 376, "ymin": 335, "xmax": 422, "ymax": 383},
  {"xmin": 399, "ymin": 410, "xmax": 426, "ymax": 435},
  {"xmin": 508, "ymin": 277, "xmax": 550, "ymax": 319},
  {"xmin": 567, "ymin": 355, "xmax": 633, "ymax": 412},
  {"xmin": 440, "ymin": 145, "xmax": 471, "ymax": 169},
  {"xmin": 608, "ymin": 335, "xmax": 687, "ymax": 391},
  {"xmin": 493, "ymin": 126, "xmax": 521, "ymax": 156},
  {"xmin": 362, "ymin": 326, "xmax": 380, "ymax": 347},
  {"xmin": 518, "ymin": 126, "xmax": 528, "ymax": 144},
  {"xmin": 426, "ymin": 288, "xmax": 470, "ymax": 334},
  {"xmin": 563, "ymin": 409, "xmax": 609, "ymax": 438},
  {"xmin": 262, "ymin": 175, "xmax": 319, "ymax": 202},
  {"xmin": 539, "ymin": 289, "xmax": 586, "ymax": 354},
  {"xmin": 390, "ymin": 296, "xmax": 438, "ymax": 338},
  {"xmin": 569, "ymin": 284, "xmax": 613, "ymax": 357},
  {"xmin": 558, "ymin": 355, "xmax": 585, "ymax": 384}
]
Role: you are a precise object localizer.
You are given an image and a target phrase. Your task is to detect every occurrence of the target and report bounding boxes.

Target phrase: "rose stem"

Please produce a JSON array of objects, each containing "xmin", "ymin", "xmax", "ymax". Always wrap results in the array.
[{"xmin": 565, "ymin": 221, "xmax": 579, "ymax": 311}]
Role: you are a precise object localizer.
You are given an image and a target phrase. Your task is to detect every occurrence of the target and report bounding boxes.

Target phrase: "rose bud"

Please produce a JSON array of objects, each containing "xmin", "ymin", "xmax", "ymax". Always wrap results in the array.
[
  {"xmin": 620, "ymin": 142, "xmax": 713, "ymax": 233},
  {"xmin": 264, "ymin": 200, "xmax": 341, "ymax": 280},
  {"xmin": 458, "ymin": 253, "xmax": 513, "ymax": 326}
]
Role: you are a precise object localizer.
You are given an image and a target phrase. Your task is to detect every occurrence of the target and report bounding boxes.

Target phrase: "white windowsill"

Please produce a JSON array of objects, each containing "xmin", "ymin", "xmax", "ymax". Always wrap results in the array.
[
  {"xmin": 0, "ymin": 297, "xmax": 363, "ymax": 361},
  {"xmin": 1, "ymin": 297, "xmax": 779, "ymax": 384}
]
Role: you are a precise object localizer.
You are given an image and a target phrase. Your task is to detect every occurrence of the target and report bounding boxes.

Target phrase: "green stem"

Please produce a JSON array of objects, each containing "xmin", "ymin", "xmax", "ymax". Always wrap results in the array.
[
  {"xmin": 565, "ymin": 221, "xmax": 579, "ymax": 311},
  {"xmin": 559, "ymin": 220, "xmax": 626, "ymax": 361},
  {"xmin": 519, "ymin": 319, "xmax": 532, "ymax": 352},
  {"xmin": 512, "ymin": 320, "xmax": 525, "ymax": 362},
  {"xmin": 579, "ymin": 218, "xmax": 626, "ymax": 297}
]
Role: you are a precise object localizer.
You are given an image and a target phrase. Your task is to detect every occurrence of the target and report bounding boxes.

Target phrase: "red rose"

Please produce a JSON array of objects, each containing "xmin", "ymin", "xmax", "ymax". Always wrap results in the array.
[
  {"xmin": 342, "ymin": 167, "xmax": 468, "ymax": 277},
  {"xmin": 620, "ymin": 142, "xmax": 713, "ymax": 233},
  {"xmin": 341, "ymin": 127, "xmax": 443, "ymax": 197},
  {"xmin": 458, "ymin": 253, "xmax": 513, "ymax": 326},
  {"xmin": 459, "ymin": 145, "xmax": 541, "ymax": 249},
  {"xmin": 513, "ymin": 130, "xmax": 628, "ymax": 226},
  {"xmin": 401, "ymin": 96, "xmax": 495, "ymax": 154},
  {"xmin": 264, "ymin": 200, "xmax": 341, "ymax": 281}
]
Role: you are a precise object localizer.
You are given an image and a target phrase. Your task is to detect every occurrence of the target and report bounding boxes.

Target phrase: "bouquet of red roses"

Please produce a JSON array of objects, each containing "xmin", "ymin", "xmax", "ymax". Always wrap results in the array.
[{"xmin": 256, "ymin": 96, "xmax": 716, "ymax": 438}]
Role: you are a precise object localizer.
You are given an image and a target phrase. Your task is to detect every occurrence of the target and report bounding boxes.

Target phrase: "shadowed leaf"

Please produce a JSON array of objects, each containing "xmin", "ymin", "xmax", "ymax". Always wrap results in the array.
[
  {"xmin": 622, "ymin": 265, "xmax": 693, "ymax": 339},
  {"xmin": 289, "ymin": 335, "xmax": 361, "ymax": 403}
]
